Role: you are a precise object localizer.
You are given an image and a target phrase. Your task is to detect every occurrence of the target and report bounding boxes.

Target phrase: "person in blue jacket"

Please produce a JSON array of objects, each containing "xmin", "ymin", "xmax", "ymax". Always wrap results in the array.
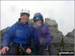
[{"xmin": 0, "ymin": 9, "xmax": 38, "ymax": 55}]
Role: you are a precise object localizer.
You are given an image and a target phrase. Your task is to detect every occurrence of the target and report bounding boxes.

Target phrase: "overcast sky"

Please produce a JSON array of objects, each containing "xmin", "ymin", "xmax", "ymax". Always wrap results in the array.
[{"xmin": 1, "ymin": 1, "xmax": 74, "ymax": 35}]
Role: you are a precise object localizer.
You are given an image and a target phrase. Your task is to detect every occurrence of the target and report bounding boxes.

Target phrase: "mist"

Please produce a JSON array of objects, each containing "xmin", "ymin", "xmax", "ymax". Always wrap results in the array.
[{"xmin": 1, "ymin": 1, "xmax": 74, "ymax": 35}]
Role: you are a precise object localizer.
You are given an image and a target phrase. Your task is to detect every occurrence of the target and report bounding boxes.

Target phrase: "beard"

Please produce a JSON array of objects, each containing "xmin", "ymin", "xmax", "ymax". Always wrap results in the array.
[{"xmin": 21, "ymin": 19, "xmax": 28, "ymax": 24}]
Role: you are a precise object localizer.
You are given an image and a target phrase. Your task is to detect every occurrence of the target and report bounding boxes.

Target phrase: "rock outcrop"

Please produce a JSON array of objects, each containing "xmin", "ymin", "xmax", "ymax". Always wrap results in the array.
[
  {"xmin": 66, "ymin": 29, "xmax": 75, "ymax": 38},
  {"xmin": 45, "ymin": 18, "xmax": 64, "ymax": 52},
  {"xmin": 63, "ymin": 29, "xmax": 74, "ymax": 51}
]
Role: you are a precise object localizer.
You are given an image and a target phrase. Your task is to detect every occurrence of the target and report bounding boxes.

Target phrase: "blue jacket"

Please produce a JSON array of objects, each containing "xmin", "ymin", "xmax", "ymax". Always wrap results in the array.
[{"xmin": 2, "ymin": 18, "xmax": 38, "ymax": 48}]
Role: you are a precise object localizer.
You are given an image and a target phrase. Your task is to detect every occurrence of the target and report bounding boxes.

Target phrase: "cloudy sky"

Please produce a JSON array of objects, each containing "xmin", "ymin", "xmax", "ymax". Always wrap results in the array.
[{"xmin": 1, "ymin": 1, "xmax": 74, "ymax": 35}]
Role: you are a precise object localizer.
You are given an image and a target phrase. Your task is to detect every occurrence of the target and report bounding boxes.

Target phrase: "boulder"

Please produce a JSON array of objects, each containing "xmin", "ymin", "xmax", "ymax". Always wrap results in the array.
[
  {"xmin": 66, "ymin": 29, "xmax": 75, "ymax": 38},
  {"xmin": 63, "ymin": 29, "xmax": 74, "ymax": 51},
  {"xmin": 1, "ymin": 27, "xmax": 9, "ymax": 41},
  {"xmin": 45, "ymin": 18, "xmax": 63, "ymax": 45},
  {"xmin": 45, "ymin": 18, "xmax": 58, "ymax": 28},
  {"xmin": 63, "ymin": 36, "xmax": 74, "ymax": 51},
  {"xmin": 29, "ymin": 19, "xmax": 34, "ymax": 25},
  {"xmin": 45, "ymin": 18, "xmax": 64, "ymax": 52}
]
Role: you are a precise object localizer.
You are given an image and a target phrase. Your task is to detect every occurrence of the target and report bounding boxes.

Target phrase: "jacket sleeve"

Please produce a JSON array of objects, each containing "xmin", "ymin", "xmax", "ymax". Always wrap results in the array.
[
  {"xmin": 2, "ymin": 24, "xmax": 16, "ymax": 47},
  {"xmin": 46, "ymin": 25, "xmax": 52, "ymax": 46},
  {"xmin": 32, "ymin": 27, "xmax": 38, "ymax": 47}
]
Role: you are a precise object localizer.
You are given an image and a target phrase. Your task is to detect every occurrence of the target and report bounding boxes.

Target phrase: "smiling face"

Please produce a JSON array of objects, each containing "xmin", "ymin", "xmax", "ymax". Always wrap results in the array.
[
  {"xmin": 35, "ymin": 20, "xmax": 42, "ymax": 27},
  {"xmin": 21, "ymin": 14, "xmax": 29, "ymax": 24}
]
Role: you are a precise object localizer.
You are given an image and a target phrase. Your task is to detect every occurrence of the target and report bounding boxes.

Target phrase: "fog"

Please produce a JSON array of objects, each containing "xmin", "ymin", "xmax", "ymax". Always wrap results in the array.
[{"xmin": 1, "ymin": 1, "xmax": 74, "ymax": 35}]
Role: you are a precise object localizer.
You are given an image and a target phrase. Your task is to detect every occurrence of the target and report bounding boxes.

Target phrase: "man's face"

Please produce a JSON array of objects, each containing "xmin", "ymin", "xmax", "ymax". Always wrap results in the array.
[{"xmin": 21, "ymin": 14, "xmax": 29, "ymax": 24}]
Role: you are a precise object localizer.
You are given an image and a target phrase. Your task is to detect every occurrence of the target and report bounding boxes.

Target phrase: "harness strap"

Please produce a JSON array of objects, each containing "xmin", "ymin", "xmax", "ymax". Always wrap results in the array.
[{"xmin": 18, "ymin": 47, "xmax": 23, "ymax": 55}]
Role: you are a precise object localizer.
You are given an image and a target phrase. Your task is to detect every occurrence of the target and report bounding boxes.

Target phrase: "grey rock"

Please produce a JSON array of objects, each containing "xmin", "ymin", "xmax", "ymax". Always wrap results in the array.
[
  {"xmin": 63, "ymin": 36, "xmax": 74, "ymax": 51},
  {"xmin": 29, "ymin": 19, "xmax": 34, "ymax": 25},
  {"xmin": 66, "ymin": 29, "xmax": 75, "ymax": 38},
  {"xmin": 45, "ymin": 18, "xmax": 63, "ymax": 45},
  {"xmin": 45, "ymin": 18, "xmax": 58, "ymax": 28},
  {"xmin": 63, "ymin": 29, "xmax": 74, "ymax": 51},
  {"xmin": 1, "ymin": 27, "xmax": 9, "ymax": 41},
  {"xmin": 51, "ymin": 32, "xmax": 63, "ymax": 44},
  {"xmin": 63, "ymin": 37, "xmax": 74, "ymax": 45}
]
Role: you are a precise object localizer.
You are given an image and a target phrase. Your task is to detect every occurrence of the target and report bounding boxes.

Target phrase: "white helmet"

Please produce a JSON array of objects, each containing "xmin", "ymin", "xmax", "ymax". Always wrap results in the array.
[{"xmin": 20, "ymin": 9, "xmax": 30, "ymax": 15}]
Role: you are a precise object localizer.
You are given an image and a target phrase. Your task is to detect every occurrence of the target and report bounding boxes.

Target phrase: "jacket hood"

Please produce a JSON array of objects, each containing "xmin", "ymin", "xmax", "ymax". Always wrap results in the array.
[{"xmin": 33, "ymin": 13, "xmax": 44, "ymax": 24}]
